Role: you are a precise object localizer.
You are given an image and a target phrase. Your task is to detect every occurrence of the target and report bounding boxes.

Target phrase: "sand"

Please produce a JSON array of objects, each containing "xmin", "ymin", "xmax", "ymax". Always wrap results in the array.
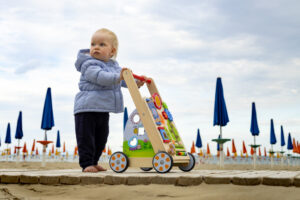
[
  {"xmin": 0, "ymin": 161, "xmax": 300, "ymax": 200},
  {"xmin": 1, "ymin": 183, "xmax": 300, "ymax": 200}
]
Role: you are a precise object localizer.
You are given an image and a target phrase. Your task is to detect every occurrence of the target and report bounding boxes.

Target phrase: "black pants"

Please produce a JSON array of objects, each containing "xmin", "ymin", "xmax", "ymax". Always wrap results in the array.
[{"xmin": 75, "ymin": 112, "xmax": 109, "ymax": 170}]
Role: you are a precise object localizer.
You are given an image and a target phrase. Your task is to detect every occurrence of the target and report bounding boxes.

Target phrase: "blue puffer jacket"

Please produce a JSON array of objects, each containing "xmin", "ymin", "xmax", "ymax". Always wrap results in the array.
[{"xmin": 74, "ymin": 49, "xmax": 126, "ymax": 114}]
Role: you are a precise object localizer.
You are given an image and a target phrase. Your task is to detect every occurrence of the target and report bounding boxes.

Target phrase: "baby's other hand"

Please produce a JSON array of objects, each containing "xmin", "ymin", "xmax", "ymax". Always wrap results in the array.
[{"xmin": 137, "ymin": 75, "xmax": 148, "ymax": 88}]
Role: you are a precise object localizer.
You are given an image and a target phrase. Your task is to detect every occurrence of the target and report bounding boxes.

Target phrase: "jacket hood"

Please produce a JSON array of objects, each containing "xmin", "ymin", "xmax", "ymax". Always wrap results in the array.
[{"xmin": 75, "ymin": 49, "xmax": 92, "ymax": 72}]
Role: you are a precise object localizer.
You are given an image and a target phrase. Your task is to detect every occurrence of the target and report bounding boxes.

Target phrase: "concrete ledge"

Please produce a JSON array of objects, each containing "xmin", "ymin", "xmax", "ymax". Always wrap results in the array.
[
  {"xmin": 104, "ymin": 175, "xmax": 127, "ymax": 185},
  {"xmin": 20, "ymin": 175, "xmax": 39, "ymax": 184},
  {"xmin": 232, "ymin": 177, "xmax": 261, "ymax": 185},
  {"xmin": 203, "ymin": 176, "xmax": 231, "ymax": 184},
  {"xmin": 262, "ymin": 172, "xmax": 300, "ymax": 187},
  {"xmin": 81, "ymin": 176, "xmax": 104, "ymax": 185},
  {"xmin": 293, "ymin": 177, "xmax": 300, "ymax": 187},
  {"xmin": 126, "ymin": 176, "xmax": 152, "ymax": 185},
  {"xmin": 60, "ymin": 175, "xmax": 80, "ymax": 185},
  {"xmin": 0, "ymin": 169, "xmax": 299, "ymax": 187},
  {"xmin": 39, "ymin": 176, "xmax": 60, "ymax": 185},
  {"xmin": 1, "ymin": 175, "xmax": 20, "ymax": 184},
  {"xmin": 176, "ymin": 176, "xmax": 202, "ymax": 186},
  {"xmin": 152, "ymin": 176, "xmax": 177, "ymax": 185},
  {"xmin": 262, "ymin": 177, "xmax": 293, "ymax": 187}
]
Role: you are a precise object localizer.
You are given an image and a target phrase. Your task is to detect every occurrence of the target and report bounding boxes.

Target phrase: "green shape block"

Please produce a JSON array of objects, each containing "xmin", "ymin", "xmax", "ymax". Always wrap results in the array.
[{"xmin": 123, "ymin": 141, "xmax": 155, "ymax": 158}]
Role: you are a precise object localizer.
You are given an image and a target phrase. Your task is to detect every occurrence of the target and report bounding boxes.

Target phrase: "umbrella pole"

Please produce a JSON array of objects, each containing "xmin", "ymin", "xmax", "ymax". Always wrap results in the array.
[
  {"xmin": 281, "ymin": 146, "xmax": 284, "ymax": 168},
  {"xmin": 42, "ymin": 130, "xmax": 47, "ymax": 167},
  {"xmin": 16, "ymin": 139, "xmax": 20, "ymax": 163},
  {"xmin": 6, "ymin": 144, "xmax": 9, "ymax": 161},
  {"xmin": 253, "ymin": 136, "xmax": 256, "ymax": 170},
  {"xmin": 288, "ymin": 150, "xmax": 290, "ymax": 166},
  {"xmin": 271, "ymin": 145, "xmax": 274, "ymax": 169},
  {"xmin": 219, "ymin": 126, "xmax": 224, "ymax": 168}
]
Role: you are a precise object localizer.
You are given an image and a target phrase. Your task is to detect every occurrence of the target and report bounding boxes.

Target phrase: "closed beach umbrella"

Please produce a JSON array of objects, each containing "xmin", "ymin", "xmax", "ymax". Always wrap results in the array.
[
  {"xmin": 22, "ymin": 142, "xmax": 27, "ymax": 154},
  {"xmin": 41, "ymin": 87, "xmax": 55, "ymax": 130},
  {"xmin": 227, "ymin": 147, "xmax": 230, "ymax": 157},
  {"xmin": 232, "ymin": 139, "xmax": 237, "ymax": 154},
  {"xmin": 280, "ymin": 126, "xmax": 285, "ymax": 147},
  {"xmin": 63, "ymin": 142, "xmax": 66, "ymax": 153},
  {"xmin": 123, "ymin": 107, "xmax": 128, "ymax": 131},
  {"xmin": 250, "ymin": 102, "xmax": 259, "ymax": 136},
  {"xmin": 56, "ymin": 130, "xmax": 61, "ymax": 148},
  {"xmin": 213, "ymin": 78, "xmax": 229, "ymax": 126},
  {"xmin": 206, "ymin": 143, "xmax": 210, "ymax": 155},
  {"xmin": 15, "ymin": 111, "xmax": 23, "ymax": 140},
  {"xmin": 270, "ymin": 119, "xmax": 276, "ymax": 168},
  {"xmin": 190, "ymin": 141, "xmax": 196, "ymax": 154},
  {"xmin": 287, "ymin": 133, "xmax": 293, "ymax": 150},
  {"xmin": 31, "ymin": 139, "xmax": 35, "ymax": 155},
  {"xmin": 242, "ymin": 141, "xmax": 247, "ymax": 154},
  {"xmin": 293, "ymin": 138, "xmax": 296, "ymax": 153},
  {"xmin": 195, "ymin": 129, "xmax": 202, "ymax": 148},
  {"xmin": 270, "ymin": 119, "xmax": 277, "ymax": 145},
  {"xmin": 5, "ymin": 123, "xmax": 11, "ymax": 144},
  {"xmin": 15, "ymin": 111, "xmax": 23, "ymax": 161}
]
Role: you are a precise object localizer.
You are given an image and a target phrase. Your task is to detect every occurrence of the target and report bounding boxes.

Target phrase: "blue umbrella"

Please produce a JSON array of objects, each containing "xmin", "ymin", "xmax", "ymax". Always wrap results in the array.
[
  {"xmin": 280, "ymin": 125, "xmax": 285, "ymax": 147},
  {"xmin": 195, "ymin": 128, "xmax": 202, "ymax": 148},
  {"xmin": 213, "ymin": 77, "xmax": 229, "ymax": 127},
  {"xmin": 56, "ymin": 130, "xmax": 61, "ymax": 148},
  {"xmin": 270, "ymin": 119, "xmax": 277, "ymax": 145},
  {"xmin": 41, "ymin": 87, "xmax": 55, "ymax": 131},
  {"xmin": 15, "ymin": 111, "xmax": 23, "ymax": 140},
  {"xmin": 123, "ymin": 107, "xmax": 128, "ymax": 131},
  {"xmin": 287, "ymin": 133, "xmax": 293, "ymax": 150},
  {"xmin": 250, "ymin": 102, "xmax": 259, "ymax": 136},
  {"xmin": 15, "ymin": 111, "xmax": 23, "ymax": 159},
  {"xmin": 5, "ymin": 123, "xmax": 11, "ymax": 144}
]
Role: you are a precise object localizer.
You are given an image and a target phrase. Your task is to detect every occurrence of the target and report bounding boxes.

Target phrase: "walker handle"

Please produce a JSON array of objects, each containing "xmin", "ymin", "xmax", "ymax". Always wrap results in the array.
[{"xmin": 133, "ymin": 73, "xmax": 152, "ymax": 84}]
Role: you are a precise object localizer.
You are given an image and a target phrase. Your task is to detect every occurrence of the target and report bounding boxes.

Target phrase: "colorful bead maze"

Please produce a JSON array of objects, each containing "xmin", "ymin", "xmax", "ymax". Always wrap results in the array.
[{"xmin": 109, "ymin": 69, "xmax": 195, "ymax": 173}]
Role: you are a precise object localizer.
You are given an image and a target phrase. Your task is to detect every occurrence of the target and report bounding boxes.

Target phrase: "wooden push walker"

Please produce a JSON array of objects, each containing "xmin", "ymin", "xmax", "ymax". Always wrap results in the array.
[{"xmin": 109, "ymin": 69, "xmax": 195, "ymax": 173}]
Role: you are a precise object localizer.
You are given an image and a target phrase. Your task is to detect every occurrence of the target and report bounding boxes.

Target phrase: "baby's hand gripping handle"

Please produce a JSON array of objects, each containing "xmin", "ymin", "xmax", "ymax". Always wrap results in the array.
[{"xmin": 132, "ymin": 73, "xmax": 152, "ymax": 84}]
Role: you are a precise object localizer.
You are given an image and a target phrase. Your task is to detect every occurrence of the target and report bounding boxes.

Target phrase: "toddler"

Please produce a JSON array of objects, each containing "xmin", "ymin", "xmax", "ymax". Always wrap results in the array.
[{"xmin": 74, "ymin": 28, "xmax": 144, "ymax": 172}]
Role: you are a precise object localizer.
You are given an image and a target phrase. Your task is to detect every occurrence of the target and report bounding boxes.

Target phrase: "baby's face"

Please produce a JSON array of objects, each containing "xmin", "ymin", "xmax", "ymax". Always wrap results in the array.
[{"xmin": 90, "ymin": 32, "xmax": 115, "ymax": 62}]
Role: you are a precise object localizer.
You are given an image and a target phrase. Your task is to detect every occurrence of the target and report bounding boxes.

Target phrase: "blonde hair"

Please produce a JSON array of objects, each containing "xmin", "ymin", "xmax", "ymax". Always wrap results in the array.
[{"xmin": 93, "ymin": 28, "xmax": 119, "ymax": 59}]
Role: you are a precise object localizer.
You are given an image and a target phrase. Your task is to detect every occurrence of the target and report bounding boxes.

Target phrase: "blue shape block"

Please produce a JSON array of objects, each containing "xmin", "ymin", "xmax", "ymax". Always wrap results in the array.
[
  {"xmin": 159, "ymin": 128, "xmax": 170, "ymax": 143},
  {"xmin": 165, "ymin": 109, "xmax": 173, "ymax": 121}
]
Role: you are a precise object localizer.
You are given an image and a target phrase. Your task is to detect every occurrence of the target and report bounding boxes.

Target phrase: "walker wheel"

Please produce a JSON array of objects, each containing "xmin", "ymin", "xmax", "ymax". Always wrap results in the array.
[
  {"xmin": 178, "ymin": 152, "xmax": 195, "ymax": 172},
  {"xmin": 152, "ymin": 151, "xmax": 173, "ymax": 173},
  {"xmin": 140, "ymin": 167, "xmax": 153, "ymax": 172},
  {"xmin": 109, "ymin": 152, "xmax": 129, "ymax": 173}
]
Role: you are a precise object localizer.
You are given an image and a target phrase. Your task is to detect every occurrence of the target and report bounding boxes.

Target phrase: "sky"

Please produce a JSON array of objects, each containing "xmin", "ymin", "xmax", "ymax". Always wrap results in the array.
[{"xmin": 0, "ymin": 0, "xmax": 299, "ymax": 155}]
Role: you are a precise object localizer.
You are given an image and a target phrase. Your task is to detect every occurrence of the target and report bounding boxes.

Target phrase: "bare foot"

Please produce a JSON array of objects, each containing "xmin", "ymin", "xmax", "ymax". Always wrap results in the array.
[
  {"xmin": 94, "ymin": 165, "xmax": 107, "ymax": 171},
  {"xmin": 83, "ymin": 166, "xmax": 98, "ymax": 173}
]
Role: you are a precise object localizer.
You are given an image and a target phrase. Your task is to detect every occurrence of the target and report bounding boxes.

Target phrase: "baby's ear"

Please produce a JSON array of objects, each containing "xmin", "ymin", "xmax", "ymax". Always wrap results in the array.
[{"xmin": 111, "ymin": 48, "xmax": 116, "ymax": 57}]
